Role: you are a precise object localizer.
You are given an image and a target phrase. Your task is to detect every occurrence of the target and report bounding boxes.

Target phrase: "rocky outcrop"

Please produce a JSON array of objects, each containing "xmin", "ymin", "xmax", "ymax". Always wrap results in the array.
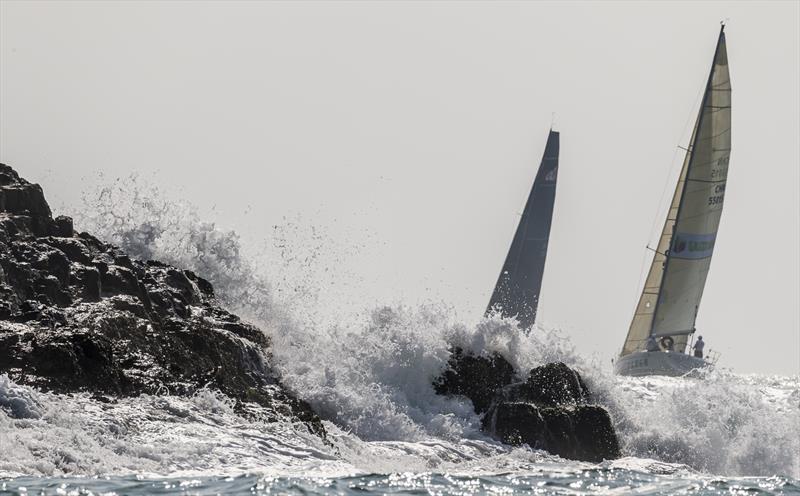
[
  {"xmin": 433, "ymin": 347, "xmax": 515, "ymax": 414},
  {"xmin": 0, "ymin": 164, "xmax": 324, "ymax": 436},
  {"xmin": 435, "ymin": 349, "xmax": 620, "ymax": 462}
]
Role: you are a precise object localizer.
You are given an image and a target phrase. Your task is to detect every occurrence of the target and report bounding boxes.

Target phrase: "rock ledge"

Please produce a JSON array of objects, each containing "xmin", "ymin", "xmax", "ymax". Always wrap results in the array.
[{"xmin": 0, "ymin": 163, "xmax": 324, "ymax": 436}]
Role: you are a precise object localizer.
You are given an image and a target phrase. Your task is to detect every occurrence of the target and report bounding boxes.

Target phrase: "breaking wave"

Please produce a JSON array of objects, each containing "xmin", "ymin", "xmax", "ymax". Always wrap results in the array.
[
  {"xmin": 0, "ymin": 375, "xmax": 339, "ymax": 477},
  {"xmin": 4, "ymin": 175, "xmax": 791, "ymax": 479}
]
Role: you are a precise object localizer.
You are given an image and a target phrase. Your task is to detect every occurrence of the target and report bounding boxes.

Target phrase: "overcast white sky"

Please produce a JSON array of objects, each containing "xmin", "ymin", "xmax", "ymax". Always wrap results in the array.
[{"xmin": 1, "ymin": 1, "xmax": 798, "ymax": 374}]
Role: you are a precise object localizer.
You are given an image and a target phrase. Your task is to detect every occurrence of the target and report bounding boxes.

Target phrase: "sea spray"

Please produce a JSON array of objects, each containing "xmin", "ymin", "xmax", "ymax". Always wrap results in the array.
[
  {"xmin": 610, "ymin": 371, "xmax": 800, "ymax": 477},
  {"xmin": 74, "ymin": 173, "xmax": 285, "ymax": 327},
  {"xmin": 68, "ymin": 176, "xmax": 800, "ymax": 479}
]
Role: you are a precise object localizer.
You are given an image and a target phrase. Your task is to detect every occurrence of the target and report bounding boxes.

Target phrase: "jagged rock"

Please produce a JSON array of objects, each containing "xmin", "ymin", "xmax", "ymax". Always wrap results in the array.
[
  {"xmin": 0, "ymin": 164, "xmax": 52, "ymax": 237},
  {"xmin": 508, "ymin": 362, "xmax": 588, "ymax": 406},
  {"xmin": 51, "ymin": 215, "xmax": 74, "ymax": 238},
  {"xmin": 43, "ymin": 237, "xmax": 92, "ymax": 264},
  {"xmin": 572, "ymin": 405, "xmax": 620, "ymax": 462},
  {"xmin": 484, "ymin": 400, "xmax": 620, "ymax": 462},
  {"xmin": 72, "ymin": 265, "xmax": 102, "ymax": 301},
  {"xmin": 433, "ymin": 346, "xmax": 515, "ymax": 414},
  {"xmin": 0, "ymin": 164, "xmax": 325, "ymax": 437},
  {"xmin": 435, "ymin": 349, "xmax": 621, "ymax": 462}
]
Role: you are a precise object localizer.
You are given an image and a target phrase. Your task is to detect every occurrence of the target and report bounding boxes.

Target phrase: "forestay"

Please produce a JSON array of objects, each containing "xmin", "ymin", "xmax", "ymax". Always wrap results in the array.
[
  {"xmin": 621, "ymin": 27, "xmax": 731, "ymax": 356},
  {"xmin": 486, "ymin": 130, "xmax": 559, "ymax": 330}
]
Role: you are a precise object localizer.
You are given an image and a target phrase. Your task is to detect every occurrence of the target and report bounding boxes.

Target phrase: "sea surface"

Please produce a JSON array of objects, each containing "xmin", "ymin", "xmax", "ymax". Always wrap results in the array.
[
  {"xmin": 2, "ymin": 371, "xmax": 797, "ymax": 495},
  {"xmin": 1, "ymin": 180, "xmax": 798, "ymax": 495},
  {"xmin": 2, "ymin": 471, "xmax": 798, "ymax": 495}
]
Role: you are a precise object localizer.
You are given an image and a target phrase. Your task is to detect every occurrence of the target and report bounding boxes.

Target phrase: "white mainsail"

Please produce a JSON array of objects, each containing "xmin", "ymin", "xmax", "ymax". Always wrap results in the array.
[{"xmin": 620, "ymin": 27, "xmax": 731, "ymax": 357}]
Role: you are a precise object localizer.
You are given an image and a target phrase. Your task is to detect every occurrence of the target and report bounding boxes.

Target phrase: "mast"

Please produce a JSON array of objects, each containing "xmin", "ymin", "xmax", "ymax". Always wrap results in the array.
[
  {"xmin": 486, "ymin": 130, "xmax": 560, "ymax": 330},
  {"xmin": 620, "ymin": 26, "xmax": 731, "ymax": 356}
]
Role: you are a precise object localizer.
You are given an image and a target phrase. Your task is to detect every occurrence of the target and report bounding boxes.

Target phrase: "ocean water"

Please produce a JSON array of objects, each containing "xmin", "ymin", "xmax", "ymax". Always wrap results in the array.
[
  {"xmin": 2, "ymin": 371, "xmax": 797, "ymax": 495},
  {"xmin": 2, "ymin": 471, "xmax": 798, "ymax": 495},
  {"xmin": 1, "ymin": 180, "xmax": 798, "ymax": 495}
]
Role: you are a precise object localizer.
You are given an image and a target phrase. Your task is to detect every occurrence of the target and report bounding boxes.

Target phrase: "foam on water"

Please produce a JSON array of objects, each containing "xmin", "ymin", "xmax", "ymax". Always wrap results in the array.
[
  {"xmin": 2, "ymin": 177, "xmax": 796, "ymax": 483},
  {"xmin": 0, "ymin": 375, "xmax": 343, "ymax": 477},
  {"xmin": 611, "ymin": 371, "xmax": 800, "ymax": 477}
]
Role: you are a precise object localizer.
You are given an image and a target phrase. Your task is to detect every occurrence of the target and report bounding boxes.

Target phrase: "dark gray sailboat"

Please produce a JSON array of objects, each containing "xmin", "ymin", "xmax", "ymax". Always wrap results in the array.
[{"xmin": 486, "ymin": 130, "xmax": 560, "ymax": 330}]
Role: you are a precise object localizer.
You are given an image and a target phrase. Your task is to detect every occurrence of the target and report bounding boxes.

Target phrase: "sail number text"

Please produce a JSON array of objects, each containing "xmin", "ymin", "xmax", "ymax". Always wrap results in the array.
[{"xmin": 708, "ymin": 183, "xmax": 726, "ymax": 206}]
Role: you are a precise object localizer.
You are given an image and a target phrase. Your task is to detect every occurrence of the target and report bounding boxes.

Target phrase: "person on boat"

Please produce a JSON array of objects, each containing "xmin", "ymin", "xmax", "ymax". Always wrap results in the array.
[
  {"xmin": 692, "ymin": 336, "xmax": 705, "ymax": 358},
  {"xmin": 660, "ymin": 336, "xmax": 675, "ymax": 352},
  {"xmin": 646, "ymin": 335, "xmax": 660, "ymax": 352}
]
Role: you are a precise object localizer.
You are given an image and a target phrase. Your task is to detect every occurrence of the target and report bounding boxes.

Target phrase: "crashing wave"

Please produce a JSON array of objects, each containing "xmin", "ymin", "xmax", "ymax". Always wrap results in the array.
[{"xmin": 1, "ymin": 174, "xmax": 781, "ymax": 479}]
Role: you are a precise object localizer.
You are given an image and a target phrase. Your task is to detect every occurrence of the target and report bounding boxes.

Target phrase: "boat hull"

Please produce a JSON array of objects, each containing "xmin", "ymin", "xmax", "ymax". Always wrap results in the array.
[{"xmin": 614, "ymin": 350, "xmax": 709, "ymax": 377}]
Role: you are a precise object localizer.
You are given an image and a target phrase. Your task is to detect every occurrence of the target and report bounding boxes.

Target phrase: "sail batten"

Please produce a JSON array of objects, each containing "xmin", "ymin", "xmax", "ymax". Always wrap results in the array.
[
  {"xmin": 620, "ymin": 27, "xmax": 731, "ymax": 357},
  {"xmin": 486, "ymin": 130, "xmax": 560, "ymax": 330}
]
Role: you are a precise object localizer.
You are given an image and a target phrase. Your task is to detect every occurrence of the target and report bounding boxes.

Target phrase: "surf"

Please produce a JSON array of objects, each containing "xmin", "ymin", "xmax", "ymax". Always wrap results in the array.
[{"xmin": 46, "ymin": 177, "xmax": 799, "ymax": 480}]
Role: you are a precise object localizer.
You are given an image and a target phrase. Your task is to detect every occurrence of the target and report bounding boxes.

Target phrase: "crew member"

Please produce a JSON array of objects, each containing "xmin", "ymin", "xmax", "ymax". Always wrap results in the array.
[
  {"xmin": 692, "ymin": 336, "xmax": 705, "ymax": 358},
  {"xmin": 646, "ymin": 335, "xmax": 660, "ymax": 352}
]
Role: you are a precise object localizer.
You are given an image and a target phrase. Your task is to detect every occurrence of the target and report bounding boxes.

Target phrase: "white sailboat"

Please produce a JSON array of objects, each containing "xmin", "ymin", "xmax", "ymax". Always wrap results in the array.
[{"xmin": 615, "ymin": 26, "xmax": 731, "ymax": 377}]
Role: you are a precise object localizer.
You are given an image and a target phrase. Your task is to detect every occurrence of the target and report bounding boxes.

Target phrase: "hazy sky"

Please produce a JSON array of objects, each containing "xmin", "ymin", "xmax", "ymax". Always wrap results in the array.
[{"xmin": 1, "ymin": 1, "xmax": 798, "ymax": 375}]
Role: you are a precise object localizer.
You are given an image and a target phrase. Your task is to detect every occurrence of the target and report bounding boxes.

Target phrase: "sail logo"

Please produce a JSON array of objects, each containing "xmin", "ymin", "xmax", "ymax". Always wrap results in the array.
[
  {"xmin": 671, "ymin": 232, "xmax": 717, "ymax": 259},
  {"xmin": 544, "ymin": 167, "xmax": 558, "ymax": 183}
]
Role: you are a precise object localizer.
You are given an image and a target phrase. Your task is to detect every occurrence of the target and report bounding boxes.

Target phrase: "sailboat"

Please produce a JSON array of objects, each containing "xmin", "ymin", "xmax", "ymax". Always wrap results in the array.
[
  {"xmin": 615, "ymin": 26, "xmax": 731, "ymax": 376},
  {"xmin": 486, "ymin": 129, "xmax": 559, "ymax": 330}
]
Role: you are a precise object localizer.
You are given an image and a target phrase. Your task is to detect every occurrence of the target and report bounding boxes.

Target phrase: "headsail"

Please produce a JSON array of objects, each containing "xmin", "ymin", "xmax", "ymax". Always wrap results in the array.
[
  {"xmin": 620, "ymin": 27, "xmax": 731, "ymax": 356},
  {"xmin": 486, "ymin": 130, "xmax": 559, "ymax": 330}
]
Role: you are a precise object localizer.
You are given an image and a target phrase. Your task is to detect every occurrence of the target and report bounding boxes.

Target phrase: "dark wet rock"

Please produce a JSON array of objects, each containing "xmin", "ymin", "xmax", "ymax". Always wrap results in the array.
[
  {"xmin": 72, "ymin": 265, "xmax": 102, "ymax": 301},
  {"xmin": 435, "ymin": 349, "xmax": 621, "ymax": 462},
  {"xmin": 0, "ymin": 164, "xmax": 52, "ymax": 237},
  {"xmin": 42, "ymin": 237, "xmax": 92, "ymax": 264},
  {"xmin": 51, "ymin": 215, "xmax": 74, "ymax": 238},
  {"xmin": 100, "ymin": 265, "xmax": 142, "ymax": 298},
  {"xmin": 433, "ymin": 347, "xmax": 515, "ymax": 414},
  {"xmin": 510, "ymin": 362, "xmax": 589, "ymax": 406},
  {"xmin": 0, "ymin": 164, "xmax": 325, "ymax": 437},
  {"xmin": 571, "ymin": 405, "xmax": 621, "ymax": 462},
  {"xmin": 0, "ymin": 167, "xmax": 50, "ymax": 218}
]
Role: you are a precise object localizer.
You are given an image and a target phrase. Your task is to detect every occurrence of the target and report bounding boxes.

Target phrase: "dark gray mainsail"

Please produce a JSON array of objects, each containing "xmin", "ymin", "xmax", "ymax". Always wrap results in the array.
[{"xmin": 486, "ymin": 130, "xmax": 560, "ymax": 330}]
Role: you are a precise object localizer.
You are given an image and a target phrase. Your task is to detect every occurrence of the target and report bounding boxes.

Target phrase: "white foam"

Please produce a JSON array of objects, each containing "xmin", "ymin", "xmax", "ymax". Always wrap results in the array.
[{"xmin": 606, "ymin": 371, "xmax": 800, "ymax": 477}]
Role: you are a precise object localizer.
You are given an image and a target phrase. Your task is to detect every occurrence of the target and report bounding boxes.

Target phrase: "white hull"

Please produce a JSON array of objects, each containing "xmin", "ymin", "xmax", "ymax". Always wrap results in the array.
[{"xmin": 614, "ymin": 350, "xmax": 710, "ymax": 377}]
